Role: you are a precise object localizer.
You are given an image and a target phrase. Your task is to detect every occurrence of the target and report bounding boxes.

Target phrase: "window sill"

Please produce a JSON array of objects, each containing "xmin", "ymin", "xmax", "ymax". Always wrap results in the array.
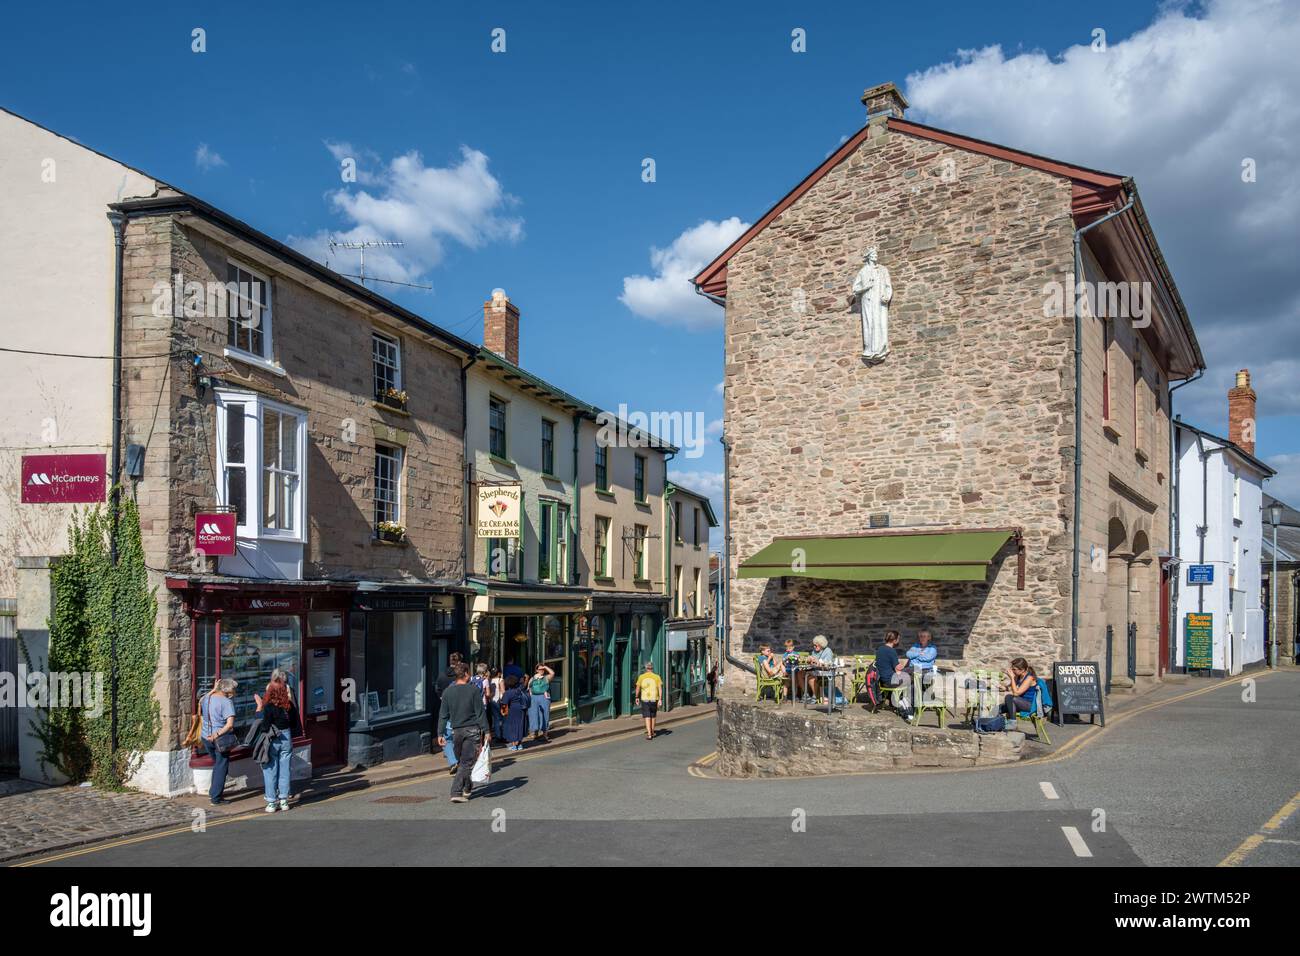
[
  {"xmin": 540, "ymin": 472, "xmax": 562, "ymax": 482},
  {"xmin": 489, "ymin": 454, "xmax": 517, "ymax": 470},
  {"xmin": 371, "ymin": 536, "xmax": 409, "ymax": 548},
  {"xmin": 592, "ymin": 576, "xmax": 615, "ymax": 584},
  {"xmin": 372, "ymin": 400, "xmax": 411, "ymax": 418},
  {"xmin": 595, "ymin": 488, "xmax": 615, "ymax": 500},
  {"xmin": 224, "ymin": 347, "xmax": 286, "ymax": 377},
  {"xmin": 1135, "ymin": 446, "xmax": 1150, "ymax": 465},
  {"xmin": 1102, "ymin": 419, "xmax": 1123, "ymax": 441},
  {"xmin": 634, "ymin": 498, "xmax": 651, "ymax": 508}
]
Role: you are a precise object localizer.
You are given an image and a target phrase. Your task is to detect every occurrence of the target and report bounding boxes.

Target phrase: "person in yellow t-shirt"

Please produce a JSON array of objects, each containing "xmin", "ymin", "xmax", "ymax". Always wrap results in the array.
[{"xmin": 634, "ymin": 661, "xmax": 665, "ymax": 740}]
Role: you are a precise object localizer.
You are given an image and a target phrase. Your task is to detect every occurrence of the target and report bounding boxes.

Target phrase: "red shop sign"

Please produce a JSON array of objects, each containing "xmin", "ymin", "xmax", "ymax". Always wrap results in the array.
[
  {"xmin": 21, "ymin": 453, "xmax": 107, "ymax": 504},
  {"xmin": 195, "ymin": 511, "xmax": 237, "ymax": 556}
]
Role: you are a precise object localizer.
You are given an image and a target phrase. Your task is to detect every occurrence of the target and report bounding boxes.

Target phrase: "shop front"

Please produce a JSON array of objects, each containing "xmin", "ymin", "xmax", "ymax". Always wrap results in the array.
[
  {"xmin": 466, "ymin": 579, "xmax": 590, "ymax": 727},
  {"xmin": 579, "ymin": 595, "xmax": 668, "ymax": 722},
  {"xmin": 347, "ymin": 587, "xmax": 467, "ymax": 766},
  {"xmin": 666, "ymin": 618, "xmax": 713, "ymax": 709}
]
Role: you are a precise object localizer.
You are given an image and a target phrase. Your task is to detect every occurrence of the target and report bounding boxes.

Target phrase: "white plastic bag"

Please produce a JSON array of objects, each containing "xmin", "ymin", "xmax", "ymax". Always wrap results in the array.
[{"xmin": 470, "ymin": 742, "xmax": 491, "ymax": 784}]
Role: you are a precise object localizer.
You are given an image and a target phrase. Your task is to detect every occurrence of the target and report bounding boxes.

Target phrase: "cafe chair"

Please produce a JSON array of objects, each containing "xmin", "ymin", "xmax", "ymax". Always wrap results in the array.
[
  {"xmin": 754, "ymin": 656, "xmax": 785, "ymax": 703},
  {"xmin": 1011, "ymin": 696, "xmax": 1052, "ymax": 745},
  {"xmin": 963, "ymin": 669, "xmax": 1002, "ymax": 726},
  {"xmin": 849, "ymin": 654, "xmax": 875, "ymax": 702}
]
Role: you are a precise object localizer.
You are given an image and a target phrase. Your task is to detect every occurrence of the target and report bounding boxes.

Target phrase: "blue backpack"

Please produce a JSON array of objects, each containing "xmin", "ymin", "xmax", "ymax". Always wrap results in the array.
[{"xmin": 973, "ymin": 714, "xmax": 1005, "ymax": 734}]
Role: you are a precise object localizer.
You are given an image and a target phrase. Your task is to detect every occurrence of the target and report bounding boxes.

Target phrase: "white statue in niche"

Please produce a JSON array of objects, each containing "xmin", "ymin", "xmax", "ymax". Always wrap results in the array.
[{"xmin": 850, "ymin": 246, "xmax": 893, "ymax": 362}]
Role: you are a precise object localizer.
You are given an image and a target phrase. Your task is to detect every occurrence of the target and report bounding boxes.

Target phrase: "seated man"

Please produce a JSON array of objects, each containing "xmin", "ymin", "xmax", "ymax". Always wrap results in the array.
[
  {"xmin": 875, "ymin": 630, "xmax": 913, "ymax": 718},
  {"xmin": 906, "ymin": 629, "xmax": 939, "ymax": 685},
  {"xmin": 808, "ymin": 635, "xmax": 836, "ymax": 703}
]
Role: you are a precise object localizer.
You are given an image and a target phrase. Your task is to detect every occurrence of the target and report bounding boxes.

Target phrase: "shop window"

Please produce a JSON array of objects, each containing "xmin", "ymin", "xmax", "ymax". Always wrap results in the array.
[
  {"xmin": 541, "ymin": 419, "xmax": 555, "ymax": 475},
  {"xmin": 542, "ymin": 615, "xmax": 567, "ymax": 703},
  {"xmin": 595, "ymin": 444, "xmax": 608, "ymax": 491},
  {"xmin": 634, "ymin": 455, "xmax": 646, "ymax": 500},
  {"xmin": 489, "ymin": 396, "xmax": 508, "ymax": 459},
  {"xmin": 219, "ymin": 614, "xmax": 302, "ymax": 739},
  {"xmin": 374, "ymin": 444, "xmax": 403, "ymax": 528},
  {"xmin": 350, "ymin": 611, "xmax": 425, "ymax": 724},
  {"xmin": 225, "ymin": 260, "xmax": 271, "ymax": 359},
  {"xmin": 575, "ymin": 615, "xmax": 609, "ymax": 700},
  {"xmin": 372, "ymin": 332, "xmax": 401, "ymax": 400},
  {"xmin": 216, "ymin": 390, "xmax": 306, "ymax": 540},
  {"xmin": 489, "ymin": 537, "xmax": 519, "ymax": 579},
  {"xmin": 195, "ymin": 617, "xmax": 218, "ymax": 697}
]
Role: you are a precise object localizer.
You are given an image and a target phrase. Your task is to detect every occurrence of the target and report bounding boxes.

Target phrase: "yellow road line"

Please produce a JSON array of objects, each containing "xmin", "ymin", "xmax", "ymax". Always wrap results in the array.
[
  {"xmin": 15, "ymin": 711, "xmax": 716, "ymax": 866},
  {"xmin": 687, "ymin": 673, "xmax": 1269, "ymax": 782},
  {"xmin": 1219, "ymin": 788, "xmax": 1300, "ymax": 867}
]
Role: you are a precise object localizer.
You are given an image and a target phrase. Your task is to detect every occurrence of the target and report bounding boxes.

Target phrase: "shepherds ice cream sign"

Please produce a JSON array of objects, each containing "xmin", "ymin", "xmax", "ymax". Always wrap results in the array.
[
  {"xmin": 21, "ymin": 454, "xmax": 106, "ymax": 504},
  {"xmin": 476, "ymin": 484, "xmax": 521, "ymax": 538}
]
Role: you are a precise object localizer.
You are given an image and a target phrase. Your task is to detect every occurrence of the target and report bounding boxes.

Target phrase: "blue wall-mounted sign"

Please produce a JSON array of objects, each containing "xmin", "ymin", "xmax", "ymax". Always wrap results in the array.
[{"xmin": 1186, "ymin": 564, "xmax": 1215, "ymax": 585}]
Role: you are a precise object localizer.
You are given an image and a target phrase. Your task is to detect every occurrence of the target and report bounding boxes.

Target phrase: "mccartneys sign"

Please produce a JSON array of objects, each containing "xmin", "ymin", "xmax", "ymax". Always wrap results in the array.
[{"xmin": 477, "ymin": 484, "xmax": 521, "ymax": 538}]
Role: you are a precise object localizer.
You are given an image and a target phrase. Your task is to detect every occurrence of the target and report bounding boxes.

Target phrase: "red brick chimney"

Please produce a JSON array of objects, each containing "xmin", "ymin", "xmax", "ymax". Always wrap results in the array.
[
  {"xmin": 483, "ymin": 288, "xmax": 519, "ymax": 365},
  {"xmin": 1228, "ymin": 369, "xmax": 1256, "ymax": 454}
]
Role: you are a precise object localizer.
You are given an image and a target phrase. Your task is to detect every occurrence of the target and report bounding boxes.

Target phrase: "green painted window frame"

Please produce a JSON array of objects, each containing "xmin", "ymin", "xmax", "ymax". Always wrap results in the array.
[
  {"xmin": 539, "ymin": 500, "xmax": 553, "ymax": 582},
  {"xmin": 594, "ymin": 444, "xmax": 608, "ymax": 491},
  {"xmin": 541, "ymin": 419, "xmax": 555, "ymax": 477},
  {"xmin": 556, "ymin": 504, "xmax": 570, "ymax": 585},
  {"xmin": 634, "ymin": 454, "xmax": 646, "ymax": 500},
  {"xmin": 489, "ymin": 396, "xmax": 508, "ymax": 460},
  {"xmin": 633, "ymin": 523, "xmax": 647, "ymax": 580},
  {"xmin": 595, "ymin": 515, "xmax": 610, "ymax": 577}
]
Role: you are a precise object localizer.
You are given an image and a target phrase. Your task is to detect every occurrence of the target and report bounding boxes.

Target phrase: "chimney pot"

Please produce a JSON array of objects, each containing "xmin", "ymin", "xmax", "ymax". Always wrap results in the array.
[
  {"xmin": 483, "ymin": 289, "xmax": 520, "ymax": 366},
  {"xmin": 1228, "ymin": 368, "xmax": 1257, "ymax": 454}
]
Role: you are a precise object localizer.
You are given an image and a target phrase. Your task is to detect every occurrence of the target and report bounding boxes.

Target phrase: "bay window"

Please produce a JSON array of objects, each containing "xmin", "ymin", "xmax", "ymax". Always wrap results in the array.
[{"xmin": 216, "ymin": 391, "xmax": 307, "ymax": 540}]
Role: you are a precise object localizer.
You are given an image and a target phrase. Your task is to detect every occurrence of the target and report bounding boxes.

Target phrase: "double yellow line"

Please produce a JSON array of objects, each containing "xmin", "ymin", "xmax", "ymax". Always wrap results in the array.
[{"xmin": 1218, "ymin": 789, "xmax": 1300, "ymax": 867}]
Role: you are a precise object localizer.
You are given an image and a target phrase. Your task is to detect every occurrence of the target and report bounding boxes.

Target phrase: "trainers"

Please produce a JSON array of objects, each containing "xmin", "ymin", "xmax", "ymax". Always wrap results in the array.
[
  {"xmin": 264, "ymin": 803, "xmax": 278, "ymax": 813},
  {"xmin": 450, "ymin": 795, "xmax": 468, "ymax": 804},
  {"xmin": 278, "ymin": 799, "xmax": 290, "ymax": 812},
  {"xmin": 447, "ymin": 765, "xmax": 458, "ymax": 776},
  {"xmin": 462, "ymin": 788, "xmax": 472, "ymax": 798}
]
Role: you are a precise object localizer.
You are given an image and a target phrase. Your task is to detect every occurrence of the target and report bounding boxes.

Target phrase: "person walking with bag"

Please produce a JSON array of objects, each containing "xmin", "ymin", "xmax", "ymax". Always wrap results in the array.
[
  {"xmin": 200, "ymin": 678, "xmax": 239, "ymax": 806},
  {"xmin": 527, "ymin": 662, "xmax": 555, "ymax": 743},
  {"xmin": 253, "ymin": 675, "xmax": 301, "ymax": 813},
  {"xmin": 436, "ymin": 662, "xmax": 491, "ymax": 803}
]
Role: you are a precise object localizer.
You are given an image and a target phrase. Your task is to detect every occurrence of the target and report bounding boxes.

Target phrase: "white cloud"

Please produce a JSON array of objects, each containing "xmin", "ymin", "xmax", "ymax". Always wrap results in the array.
[
  {"xmin": 620, "ymin": 217, "xmax": 749, "ymax": 328},
  {"xmin": 1264, "ymin": 453, "xmax": 1300, "ymax": 506},
  {"xmin": 669, "ymin": 469, "xmax": 725, "ymax": 514},
  {"xmin": 905, "ymin": 0, "xmax": 1300, "ymax": 415},
  {"xmin": 289, "ymin": 143, "xmax": 522, "ymax": 287},
  {"xmin": 713, "ymin": 380, "xmax": 724, "ymax": 396},
  {"xmin": 194, "ymin": 143, "xmax": 226, "ymax": 171},
  {"xmin": 705, "ymin": 417, "xmax": 724, "ymax": 437}
]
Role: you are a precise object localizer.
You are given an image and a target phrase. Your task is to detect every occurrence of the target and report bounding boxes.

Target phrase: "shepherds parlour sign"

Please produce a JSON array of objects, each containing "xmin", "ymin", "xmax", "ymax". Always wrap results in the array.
[{"xmin": 477, "ymin": 484, "xmax": 521, "ymax": 538}]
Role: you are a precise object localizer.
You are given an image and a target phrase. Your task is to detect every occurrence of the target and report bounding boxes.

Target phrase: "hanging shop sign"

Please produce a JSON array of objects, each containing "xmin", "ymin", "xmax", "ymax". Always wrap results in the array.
[
  {"xmin": 195, "ymin": 511, "xmax": 237, "ymax": 556},
  {"xmin": 476, "ymin": 484, "xmax": 521, "ymax": 538},
  {"xmin": 20, "ymin": 453, "xmax": 107, "ymax": 504}
]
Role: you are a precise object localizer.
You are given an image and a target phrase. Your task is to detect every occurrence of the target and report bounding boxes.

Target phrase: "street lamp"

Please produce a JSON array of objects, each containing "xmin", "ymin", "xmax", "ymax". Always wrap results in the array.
[{"xmin": 1268, "ymin": 502, "xmax": 1283, "ymax": 669}]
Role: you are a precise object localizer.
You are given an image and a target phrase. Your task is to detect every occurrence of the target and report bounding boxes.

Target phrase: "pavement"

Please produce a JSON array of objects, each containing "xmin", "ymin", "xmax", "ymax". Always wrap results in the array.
[{"xmin": 8, "ymin": 668, "xmax": 1297, "ymax": 867}]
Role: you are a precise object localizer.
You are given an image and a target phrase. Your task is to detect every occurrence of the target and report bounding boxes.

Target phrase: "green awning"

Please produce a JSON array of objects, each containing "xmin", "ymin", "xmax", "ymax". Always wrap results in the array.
[{"xmin": 738, "ymin": 528, "xmax": 1022, "ymax": 585}]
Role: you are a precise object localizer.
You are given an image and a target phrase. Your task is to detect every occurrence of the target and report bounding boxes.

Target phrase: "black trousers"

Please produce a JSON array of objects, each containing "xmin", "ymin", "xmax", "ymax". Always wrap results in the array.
[{"xmin": 451, "ymin": 727, "xmax": 482, "ymax": 797}]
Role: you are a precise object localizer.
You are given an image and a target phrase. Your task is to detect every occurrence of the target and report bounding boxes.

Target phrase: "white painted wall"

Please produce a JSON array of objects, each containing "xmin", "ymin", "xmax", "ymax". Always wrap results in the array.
[
  {"xmin": 1174, "ymin": 424, "xmax": 1268, "ymax": 671},
  {"xmin": 0, "ymin": 109, "xmax": 159, "ymax": 596}
]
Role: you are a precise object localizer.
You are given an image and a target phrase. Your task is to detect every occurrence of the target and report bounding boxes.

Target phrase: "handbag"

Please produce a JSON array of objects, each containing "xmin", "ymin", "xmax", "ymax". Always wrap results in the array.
[{"xmin": 201, "ymin": 692, "xmax": 239, "ymax": 754}]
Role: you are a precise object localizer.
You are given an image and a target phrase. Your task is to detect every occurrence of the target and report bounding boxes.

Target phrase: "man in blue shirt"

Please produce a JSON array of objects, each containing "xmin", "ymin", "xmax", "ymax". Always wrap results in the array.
[{"xmin": 906, "ymin": 629, "xmax": 939, "ymax": 676}]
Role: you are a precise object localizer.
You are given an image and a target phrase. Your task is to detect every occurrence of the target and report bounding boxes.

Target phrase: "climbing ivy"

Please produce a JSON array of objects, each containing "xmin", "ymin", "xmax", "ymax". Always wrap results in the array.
[{"xmin": 33, "ymin": 496, "xmax": 161, "ymax": 789}]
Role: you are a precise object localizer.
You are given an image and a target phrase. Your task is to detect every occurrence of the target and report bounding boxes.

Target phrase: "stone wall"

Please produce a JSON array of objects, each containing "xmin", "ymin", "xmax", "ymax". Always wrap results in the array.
[
  {"xmin": 723, "ymin": 122, "xmax": 1077, "ymax": 674},
  {"xmin": 715, "ymin": 695, "xmax": 1024, "ymax": 775}
]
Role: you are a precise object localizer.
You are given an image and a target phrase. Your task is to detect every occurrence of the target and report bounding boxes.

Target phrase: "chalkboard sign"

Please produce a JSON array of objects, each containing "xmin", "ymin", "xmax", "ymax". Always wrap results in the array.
[
  {"xmin": 1052, "ymin": 661, "xmax": 1105, "ymax": 726},
  {"xmin": 1184, "ymin": 613, "xmax": 1213, "ymax": 671}
]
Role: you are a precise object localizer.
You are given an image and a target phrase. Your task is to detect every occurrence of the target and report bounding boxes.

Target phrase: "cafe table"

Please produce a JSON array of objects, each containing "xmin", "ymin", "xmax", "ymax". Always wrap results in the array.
[{"xmin": 796, "ymin": 661, "xmax": 848, "ymax": 716}]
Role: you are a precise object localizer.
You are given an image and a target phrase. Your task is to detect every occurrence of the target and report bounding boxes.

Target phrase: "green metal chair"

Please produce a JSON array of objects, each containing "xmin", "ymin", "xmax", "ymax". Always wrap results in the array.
[
  {"xmin": 1012, "ymin": 693, "xmax": 1052, "ymax": 745},
  {"xmin": 963, "ymin": 669, "xmax": 1002, "ymax": 726},
  {"xmin": 754, "ymin": 655, "xmax": 784, "ymax": 703},
  {"xmin": 913, "ymin": 671, "xmax": 951, "ymax": 728},
  {"xmin": 849, "ymin": 654, "xmax": 875, "ymax": 702},
  {"xmin": 877, "ymin": 671, "xmax": 910, "ymax": 714}
]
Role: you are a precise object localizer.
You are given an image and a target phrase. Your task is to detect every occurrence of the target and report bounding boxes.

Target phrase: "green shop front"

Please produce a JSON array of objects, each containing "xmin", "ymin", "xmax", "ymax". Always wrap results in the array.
[
  {"xmin": 666, "ymin": 617, "xmax": 713, "ymax": 709},
  {"xmin": 466, "ymin": 578, "xmax": 590, "ymax": 727},
  {"xmin": 575, "ymin": 594, "xmax": 669, "ymax": 723}
]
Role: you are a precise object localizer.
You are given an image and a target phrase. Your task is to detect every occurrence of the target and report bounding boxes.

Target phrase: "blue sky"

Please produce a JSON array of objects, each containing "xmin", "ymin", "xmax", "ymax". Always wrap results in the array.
[{"xmin": 3, "ymin": 0, "xmax": 1296, "ymax": 519}]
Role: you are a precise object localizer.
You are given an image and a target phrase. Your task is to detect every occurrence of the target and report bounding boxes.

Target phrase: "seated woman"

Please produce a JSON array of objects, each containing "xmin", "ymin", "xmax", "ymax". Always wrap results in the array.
[
  {"xmin": 807, "ymin": 635, "xmax": 836, "ymax": 703},
  {"xmin": 1001, "ymin": 657, "xmax": 1040, "ymax": 719}
]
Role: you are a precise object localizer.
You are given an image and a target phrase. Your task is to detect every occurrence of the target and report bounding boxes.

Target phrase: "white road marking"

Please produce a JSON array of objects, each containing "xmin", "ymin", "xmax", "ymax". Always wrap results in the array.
[
  {"xmin": 1061, "ymin": 825, "xmax": 1093, "ymax": 858},
  {"xmin": 1039, "ymin": 781, "xmax": 1059, "ymax": 800}
]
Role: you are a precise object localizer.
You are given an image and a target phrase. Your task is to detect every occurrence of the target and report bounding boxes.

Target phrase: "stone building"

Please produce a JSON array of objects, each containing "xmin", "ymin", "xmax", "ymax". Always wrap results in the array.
[
  {"xmin": 1262, "ymin": 494, "xmax": 1300, "ymax": 667},
  {"xmin": 694, "ymin": 83, "xmax": 1204, "ymax": 682}
]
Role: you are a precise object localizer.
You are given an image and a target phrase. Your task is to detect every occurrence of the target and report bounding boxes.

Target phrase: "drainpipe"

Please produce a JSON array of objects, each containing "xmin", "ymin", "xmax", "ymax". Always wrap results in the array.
[
  {"xmin": 1070, "ymin": 196, "xmax": 1135, "ymax": 662},
  {"xmin": 1168, "ymin": 371, "xmax": 1203, "ymax": 670},
  {"xmin": 107, "ymin": 210, "xmax": 126, "ymax": 754},
  {"xmin": 1192, "ymin": 432, "xmax": 1228, "ymax": 616},
  {"xmin": 719, "ymin": 434, "xmax": 751, "ymax": 675},
  {"xmin": 571, "ymin": 414, "xmax": 580, "ymax": 585}
]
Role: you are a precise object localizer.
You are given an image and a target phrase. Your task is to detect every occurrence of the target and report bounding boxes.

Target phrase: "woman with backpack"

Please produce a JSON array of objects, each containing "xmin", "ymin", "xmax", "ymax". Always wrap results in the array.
[
  {"xmin": 500, "ymin": 675, "xmax": 529, "ymax": 752},
  {"xmin": 253, "ymin": 675, "xmax": 302, "ymax": 813},
  {"xmin": 1001, "ymin": 658, "xmax": 1041, "ymax": 721},
  {"xmin": 527, "ymin": 663, "xmax": 555, "ymax": 743}
]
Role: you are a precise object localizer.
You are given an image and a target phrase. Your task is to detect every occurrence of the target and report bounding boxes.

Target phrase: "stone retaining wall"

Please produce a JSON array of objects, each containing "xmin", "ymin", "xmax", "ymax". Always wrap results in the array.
[{"xmin": 715, "ymin": 696, "xmax": 1024, "ymax": 776}]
